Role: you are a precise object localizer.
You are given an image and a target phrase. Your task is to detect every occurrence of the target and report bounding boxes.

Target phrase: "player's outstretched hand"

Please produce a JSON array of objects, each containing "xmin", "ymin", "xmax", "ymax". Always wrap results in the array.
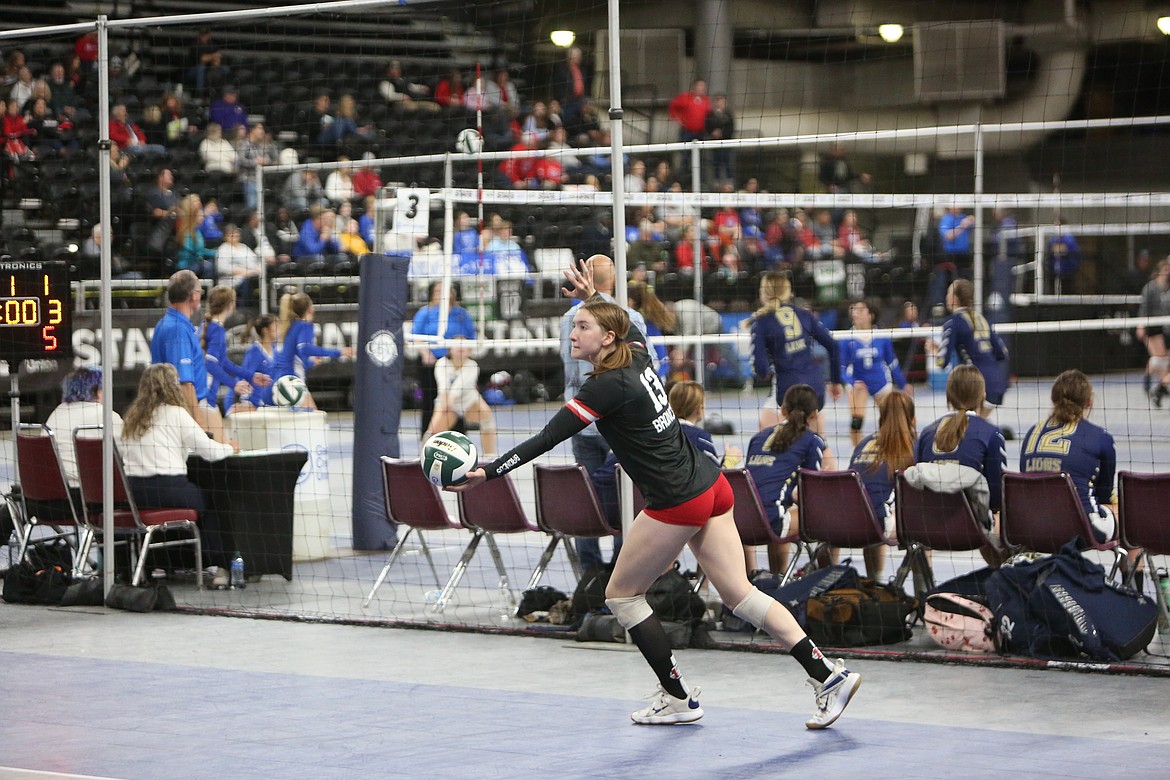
[
  {"xmin": 445, "ymin": 467, "xmax": 486, "ymax": 492},
  {"xmin": 562, "ymin": 256, "xmax": 597, "ymax": 301}
]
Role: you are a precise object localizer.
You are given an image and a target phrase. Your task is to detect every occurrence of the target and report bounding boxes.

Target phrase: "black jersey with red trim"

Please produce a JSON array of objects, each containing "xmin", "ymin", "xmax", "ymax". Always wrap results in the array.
[{"xmin": 485, "ymin": 323, "xmax": 721, "ymax": 509}]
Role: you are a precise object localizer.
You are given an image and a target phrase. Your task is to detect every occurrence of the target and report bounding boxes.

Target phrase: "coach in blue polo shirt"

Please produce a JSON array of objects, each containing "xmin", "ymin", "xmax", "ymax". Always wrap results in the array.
[{"xmin": 151, "ymin": 269, "xmax": 225, "ymax": 441}]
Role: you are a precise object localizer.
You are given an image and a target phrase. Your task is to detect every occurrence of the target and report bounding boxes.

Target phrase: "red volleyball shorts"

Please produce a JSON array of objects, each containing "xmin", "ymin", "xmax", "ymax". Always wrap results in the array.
[{"xmin": 644, "ymin": 473, "xmax": 734, "ymax": 527}]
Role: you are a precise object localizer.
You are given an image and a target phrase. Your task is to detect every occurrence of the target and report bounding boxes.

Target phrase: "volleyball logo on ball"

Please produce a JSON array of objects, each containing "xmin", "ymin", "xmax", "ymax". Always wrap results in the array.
[
  {"xmin": 273, "ymin": 375, "xmax": 307, "ymax": 407},
  {"xmin": 455, "ymin": 128, "xmax": 483, "ymax": 155},
  {"xmin": 421, "ymin": 431, "xmax": 478, "ymax": 487}
]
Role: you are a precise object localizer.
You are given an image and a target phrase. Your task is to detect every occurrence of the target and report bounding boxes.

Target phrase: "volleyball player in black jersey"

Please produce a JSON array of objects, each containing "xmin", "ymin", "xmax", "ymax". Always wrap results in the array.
[{"xmin": 450, "ymin": 258, "xmax": 861, "ymax": 729}]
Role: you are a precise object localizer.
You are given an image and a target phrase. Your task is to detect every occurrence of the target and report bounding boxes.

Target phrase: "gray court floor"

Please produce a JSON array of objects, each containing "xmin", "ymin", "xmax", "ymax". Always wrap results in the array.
[{"xmin": 1, "ymin": 604, "xmax": 1169, "ymax": 779}]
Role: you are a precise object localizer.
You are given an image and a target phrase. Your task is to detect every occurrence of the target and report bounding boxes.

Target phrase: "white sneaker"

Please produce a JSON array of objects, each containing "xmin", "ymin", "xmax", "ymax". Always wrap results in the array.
[
  {"xmin": 630, "ymin": 685, "xmax": 703, "ymax": 725},
  {"xmin": 805, "ymin": 660, "xmax": 861, "ymax": 729},
  {"xmin": 210, "ymin": 566, "xmax": 229, "ymax": 589}
]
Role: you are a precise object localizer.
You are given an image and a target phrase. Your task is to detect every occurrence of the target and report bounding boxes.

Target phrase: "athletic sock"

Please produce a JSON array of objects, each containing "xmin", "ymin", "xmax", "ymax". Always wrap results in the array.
[
  {"xmin": 791, "ymin": 637, "xmax": 835, "ymax": 683},
  {"xmin": 627, "ymin": 618, "xmax": 689, "ymax": 699}
]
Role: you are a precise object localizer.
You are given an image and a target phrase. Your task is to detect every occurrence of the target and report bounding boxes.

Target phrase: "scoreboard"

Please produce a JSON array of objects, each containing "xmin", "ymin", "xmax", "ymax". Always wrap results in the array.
[{"xmin": 0, "ymin": 260, "xmax": 73, "ymax": 363}]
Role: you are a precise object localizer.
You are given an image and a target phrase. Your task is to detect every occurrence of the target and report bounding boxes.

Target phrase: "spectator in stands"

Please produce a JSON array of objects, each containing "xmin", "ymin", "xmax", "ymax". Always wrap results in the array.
[
  {"xmin": 190, "ymin": 27, "xmax": 228, "ymax": 94},
  {"xmin": 144, "ymin": 167, "xmax": 177, "ymax": 221},
  {"xmin": 338, "ymin": 217, "xmax": 370, "ymax": 260},
  {"xmin": 139, "ymin": 103, "xmax": 169, "ymax": 147},
  {"xmin": 160, "ymin": 91, "xmax": 197, "ymax": 141},
  {"xmin": 490, "ymin": 69, "xmax": 520, "ymax": 114},
  {"xmin": 198, "ymin": 198, "xmax": 225, "ymax": 248},
  {"xmin": 521, "ymin": 101, "xmax": 552, "ymax": 143},
  {"xmin": 292, "ymin": 206, "xmax": 346, "ymax": 271},
  {"xmin": 434, "ymin": 68, "xmax": 465, "ymax": 109},
  {"xmin": 745, "ymin": 384, "xmax": 835, "ymax": 575},
  {"xmin": 324, "ymin": 157, "xmax": 356, "ymax": 205},
  {"xmin": 281, "ymin": 169, "xmax": 330, "ymax": 213},
  {"xmin": 236, "ymin": 122, "xmax": 278, "ymax": 210},
  {"xmin": 272, "ymin": 205, "xmax": 300, "ymax": 256},
  {"xmin": 198, "ymin": 122, "xmax": 237, "ymax": 175},
  {"xmin": 627, "ymin": 220, "xmax": 668, "ymax": 275},
  {"xmin": 914, "ymin": 365, "xmax": 1007, "ymax": 565},
  {"xmin": 238, "ymin": 208, "xmax": 280, "ymax": 267},
  {"xmin": 713, "ymin": 202, "xmax": 742, "ymax": 252},
  {"xmin": 109, "ymin": 102, "xmax": 166, "ymax": 157},
  {"xmin": 105, "ymin": 56, "xmax": 132, "ymax": 102},
  {"xmin": 705, "ymin": 93, "xmax": 735, "ymax": 185},
  {"xmin": 208, "ymin": 86, "xmax": 248, "ymax": 136},
  {"xmin": 78, "ymin": 223, "xmax": 140, "ymax": 281},
  {"xmin": 63, "ymin": 54, "xmax": 86, "ymax": 87},
  {"xmin": 26, "ymin": 97, "xmax": 75, "ymax": 158},
  {"xmin": 988, "ymin": 208, "xmax": 1023, "ymax": 263},
  {"xmin": 306, "ymin": 91, "xmax": 334, "ymax": 142},
  {"xmin": 320, "ymin": 94, "xmax": 367, "ymax": 147},
  {"xmin": 624, "ymin": 158, "xmax": 647, "ymax": 194},
  {"xmin": 847, "ymin": 390, "xmax": 914, "ymax": 579},
  {"xmin": 1138, "ymin": 258, "xmax": 1170, "ymax": 407},
  {"xmin": 577, "ymin": 209, "xmax": 613, "ymax": 260},
  {"xmin": 809, "ymin": 209, "xmax": 840, "ymax": 260},
  {"xmin": 1046, "ymin": 219, "xmax": 1082, "ymax": 294},
  {"xmin": 553, "ymin": 46, "xmax": 591, "ymax": 129},
  {"xmin": 108, "ymin": 142, "xmax": 131, "ymax": 190},
  {"xmin": 353, "ymin": 152, "xmax": 382, "ymax": 199},
  {"xmin": 175, "ymin": 194, "xmax": 217, "ymax": 278},
  {"xmin": 46, "ymin": 62, "xmax": 84, "ymax": 121},
  {"xmin": 73, "ymin": 32, "xmax": 98, "ymax": 73},
  {"xmin": 1020, "ymin": 369, "xmax": 1118, "ymax": 544},
  {"xmin": 838, "ymin": 210, "xmax": 889, "ymax": 263},
  {"xmin": 9, "ymin": 66, "xmax": 34, "ymax": 111},
  {"xmin": 412, "ymin": 282, "xmax": 476, "ymax": 438},
  {"xmin": 378, "ymin": 60, "xmax": 433, "ymax": 110},
  {"xmin": 483, "ymin": 220, "xmax": 530, "ymax": 274},
  {"xmin": 2, "ymin": 97, "xmax": 34, "ymax": 160},
  {"xmin": 669, "ymin": 78, "xmax": 710, "ymax": 144},
  {"xmin": 120, "ymin": 363, "xmax": 236, "ymax": 588},
  {"xmin": 819, "ymin": 143, "xmax": 871, "ymax": 194},
  {"xmin": 216, "ymin": 224, "xmax": 263, "ymax": 304},
  {"xmin": 567, "ymin": 98, "xmax": 602, "ymax": 148}
]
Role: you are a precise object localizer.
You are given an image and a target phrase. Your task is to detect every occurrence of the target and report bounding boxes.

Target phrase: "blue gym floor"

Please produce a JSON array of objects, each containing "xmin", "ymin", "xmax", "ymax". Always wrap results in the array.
[{"xmin": 1, "ymin": 606, "xmax": 1168, "ymax": 779}]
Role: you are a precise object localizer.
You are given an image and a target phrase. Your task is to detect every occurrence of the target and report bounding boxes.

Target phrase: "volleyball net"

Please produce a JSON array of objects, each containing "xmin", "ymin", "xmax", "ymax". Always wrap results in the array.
[{"xmin": 1, "ymin": 0, "xmax": 1169, "ymax": 669}]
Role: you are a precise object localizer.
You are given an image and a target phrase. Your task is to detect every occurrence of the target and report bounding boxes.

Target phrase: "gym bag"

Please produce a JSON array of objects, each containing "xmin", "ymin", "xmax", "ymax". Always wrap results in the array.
[
  {"xmin": 804, "ymin": 578, "xmax": 917, "ymax": 647},
  {"xmin": 924, "ymin": 593, "xmax": 998, "ymax": 653}
]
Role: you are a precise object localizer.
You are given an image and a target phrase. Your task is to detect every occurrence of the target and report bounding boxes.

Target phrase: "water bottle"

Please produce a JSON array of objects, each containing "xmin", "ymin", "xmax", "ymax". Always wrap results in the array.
[
  {"xmin": 230, "ymin": 552, "xmax": 246, "ymax": 590},
  {"xmin": 1157, "ymin": 569, "xmax": 1170, "ymax": 633}
]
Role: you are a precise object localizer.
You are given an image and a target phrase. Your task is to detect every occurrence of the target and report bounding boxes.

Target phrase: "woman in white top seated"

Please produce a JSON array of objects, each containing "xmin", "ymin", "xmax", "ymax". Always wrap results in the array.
[
  {"xmin": 119, "ymin": 364, "xmax": 238, "ymax": 581},
  {"xmin": 423, "ymin": 337, "xmax": 497, "ymax": 458}
]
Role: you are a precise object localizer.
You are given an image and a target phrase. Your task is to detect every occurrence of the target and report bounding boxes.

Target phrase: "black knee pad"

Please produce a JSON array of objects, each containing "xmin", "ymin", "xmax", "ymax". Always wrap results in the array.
[{"xmin": 850, "ymin": 416, "xmax": 864, "ymax": 431}]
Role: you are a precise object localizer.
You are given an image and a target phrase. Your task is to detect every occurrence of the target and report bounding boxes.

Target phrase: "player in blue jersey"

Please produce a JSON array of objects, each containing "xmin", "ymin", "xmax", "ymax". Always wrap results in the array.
[
  {"xmin": 151, "ymin": 270, "xmax": 224, "ymax": 441},
  {"xmin": 273, "ymin": 292, "xmax": 354, "ymax": 408},
  {"xmin": 1020, "ymin": 369, "xmax": 1118, "ymax": 544},
  {"xmin": 840, "ymin": 299, "xmax": 910, "ymax": 448},
  {"xmin": 451, "ymin": 258, "xmax": 861, "ymax": 730},
  {"xmin": 751, "ymin": 271, "xmax": 841, "ymax": 433},
  {"xmin": 746, "ymin": 384, "xmax": 835, "ymax": 576},
  {"xmin": 936, "ymin": 279, "xmax": 1009, "ymax": 418},
  {"xmin": 201, "ymin": 286, "xmax": 271, "ymax": 415},
  {"xmin": 915, "ymin": 365, "xmax": 1008, "ymax": 565},
  {"xmin": 848, "ymin": 390, "xmax": 915, "ymax": 579},
  {"xmin": 225, "ymin": 314, "xmax": 278, "ymax": 413}
]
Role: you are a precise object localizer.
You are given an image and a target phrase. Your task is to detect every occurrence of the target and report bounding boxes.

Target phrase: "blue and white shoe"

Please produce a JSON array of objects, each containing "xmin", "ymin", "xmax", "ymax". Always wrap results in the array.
[
  {"xmin": 630, "ymin": 685, "xmax": 703, "ymax": 725},
  {"xmin": 806, "ymin": 660, "xmax": 861, "ymax": 729}
]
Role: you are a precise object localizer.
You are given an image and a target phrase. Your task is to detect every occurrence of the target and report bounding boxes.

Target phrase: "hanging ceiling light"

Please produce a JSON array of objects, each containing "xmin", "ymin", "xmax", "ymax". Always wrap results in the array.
[
  {"xmin": 550, "ymin": 30, "xmax": 576, "ymax": 48},
  {"xmin": 878, "ymin": 24, "xmax": 905, "ymax": 43}
]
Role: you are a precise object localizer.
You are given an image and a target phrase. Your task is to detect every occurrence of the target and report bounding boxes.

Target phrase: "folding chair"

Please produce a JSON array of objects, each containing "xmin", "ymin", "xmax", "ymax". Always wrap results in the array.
[
  {"xmin": 73, "ymin": 429, "xmax": 202, "ymax": 589},
  {"xmin": 362, "ymin": 457, "xmax": 464, "ymax": 611},
  {"xmin": 893, "ymin": 471, "xmax": 998, "ymax": 598},
  {"xmin": 1118, "ymin": 471, "xmax": 1170, "ymax": 640},
  {"xmin": 798, "ymin": 468, "xmax": 898, "ymax": 564},
  {"xmin": 456, "ymin": 474, "xmax": 544, "ymax": 613},
  {"xmin": 722, "ymin": 468, "xmax": 811, "ymax": 586},
  {"xmin": 13, "ymin": 424, "xmax": 86, "ymax": 574},
  {"xmin": 1001, "ymin": 472, "xmax": 1122, "ymax": 575},
  {"xmin": 531, "ymin": 463, "xmax": 616, "ymax": 586}
]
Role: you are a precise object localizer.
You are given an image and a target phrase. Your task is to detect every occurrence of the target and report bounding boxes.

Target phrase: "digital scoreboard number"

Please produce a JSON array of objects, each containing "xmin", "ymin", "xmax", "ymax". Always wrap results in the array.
[{"xmin": 0, "ymin": 260, "xmax": 73, "ymax": 363}]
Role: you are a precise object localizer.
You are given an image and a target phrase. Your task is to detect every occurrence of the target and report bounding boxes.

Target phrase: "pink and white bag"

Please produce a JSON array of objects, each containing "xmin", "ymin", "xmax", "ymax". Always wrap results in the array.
[{"xmin": 924, "ymin": 593, "xmax": 998, "ymax": 653}]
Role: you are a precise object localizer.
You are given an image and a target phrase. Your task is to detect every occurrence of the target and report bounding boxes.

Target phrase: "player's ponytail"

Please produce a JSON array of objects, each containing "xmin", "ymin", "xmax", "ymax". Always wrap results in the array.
[
  {"xmin": 582, "ymin": 300, "xmax": 633, "ymax": 375},
  {"xmin": 767, "ymin": 384, "xmax": 818, "ymax": 453},
  {"xmin": 1049, "ymin": 369, "xmax": 1092, "ymax": 425},
  {"xmin": 936, "ymin": 365, "xmax": 985, "ymax": 452},
  {"xmin": 949, "ymin": 279, "xmax": 975, "ymax": 309},
  {"xmin": 874, "ymin": 390, "xmax": 916, "ymax": 477}
]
